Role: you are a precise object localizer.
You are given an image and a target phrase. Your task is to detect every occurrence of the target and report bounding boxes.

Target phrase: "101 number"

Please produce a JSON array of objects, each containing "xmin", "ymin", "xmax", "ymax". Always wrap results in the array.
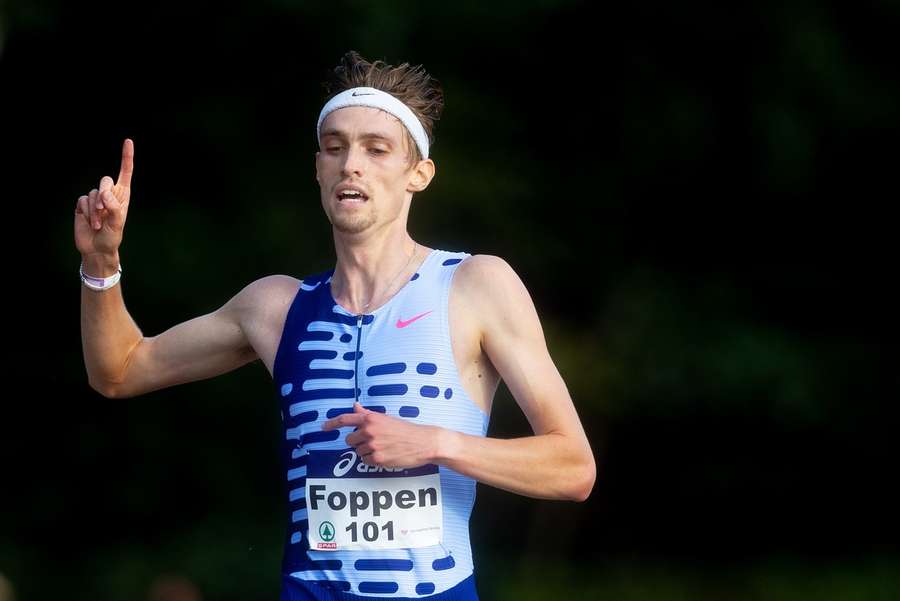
[{"xmin": 346, "ymin": 520, "xmax": 394, "ymax": 542}]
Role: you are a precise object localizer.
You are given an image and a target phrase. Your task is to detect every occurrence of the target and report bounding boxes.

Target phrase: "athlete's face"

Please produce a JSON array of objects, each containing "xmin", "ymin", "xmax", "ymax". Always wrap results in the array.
[{"xmin": 315, "ymin": 106, "xmax": 433, "ymax": 235}]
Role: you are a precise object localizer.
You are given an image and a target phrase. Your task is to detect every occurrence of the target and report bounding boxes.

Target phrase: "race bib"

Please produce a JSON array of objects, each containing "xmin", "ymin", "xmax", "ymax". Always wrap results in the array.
[{"xmin": 305, "ymin": 449, "xmax": 443, "ymax": 551}]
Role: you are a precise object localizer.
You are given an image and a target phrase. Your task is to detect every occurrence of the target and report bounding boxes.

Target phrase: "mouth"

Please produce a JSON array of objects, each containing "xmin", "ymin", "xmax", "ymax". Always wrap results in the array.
[{"xmin": 336, "ymin": 190, "xmax": 369, "ymax": 204}]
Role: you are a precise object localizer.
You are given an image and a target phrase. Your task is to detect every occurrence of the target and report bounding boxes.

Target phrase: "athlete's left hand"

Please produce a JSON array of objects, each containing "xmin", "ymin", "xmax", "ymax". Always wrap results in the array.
[{"xmin": 321, "ymin": 402, "xmax": 442, "ymax": 468}]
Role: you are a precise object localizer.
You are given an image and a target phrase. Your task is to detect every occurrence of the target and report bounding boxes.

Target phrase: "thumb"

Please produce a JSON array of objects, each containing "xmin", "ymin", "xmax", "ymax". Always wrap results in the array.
[
  {"xmin": 100, "ymin": 188, "xmax": 124, "ymax": 229},
  {"xmin": 98, "ymin": 175, "xmax": 114, "ymax": 199}
]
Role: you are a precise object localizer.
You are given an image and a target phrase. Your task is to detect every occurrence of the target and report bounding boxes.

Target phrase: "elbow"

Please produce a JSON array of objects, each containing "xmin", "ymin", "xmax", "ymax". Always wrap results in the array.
[
  {"xmin": 91, "ymin": 384, "xmax": 115, "ymax": 399},
  {"xmin": 569, "ymin": 455, "xmax": 596, "ymax": 502},
  {"xmin": 89, "ymin": 378, "xmax": 118, "ymax": 399}
]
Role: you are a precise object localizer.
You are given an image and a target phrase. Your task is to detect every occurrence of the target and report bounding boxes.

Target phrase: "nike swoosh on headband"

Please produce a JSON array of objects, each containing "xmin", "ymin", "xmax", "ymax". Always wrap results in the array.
[{"xmin": 352, "ymin": 91, "xmax": 375, "ymax": 96}]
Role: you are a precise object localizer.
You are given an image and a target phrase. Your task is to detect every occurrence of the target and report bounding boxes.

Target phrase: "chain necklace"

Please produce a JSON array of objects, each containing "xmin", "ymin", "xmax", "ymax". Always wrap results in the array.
[{"xmin": 338, "ymin": 241, "xmax": 419, "ymax": 315}]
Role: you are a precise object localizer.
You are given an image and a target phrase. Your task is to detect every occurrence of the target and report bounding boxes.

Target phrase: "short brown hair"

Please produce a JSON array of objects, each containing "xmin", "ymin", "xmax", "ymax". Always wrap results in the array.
[{"xmin": 320, "ymin": 51, "xmax": 445, "ymax": 170}]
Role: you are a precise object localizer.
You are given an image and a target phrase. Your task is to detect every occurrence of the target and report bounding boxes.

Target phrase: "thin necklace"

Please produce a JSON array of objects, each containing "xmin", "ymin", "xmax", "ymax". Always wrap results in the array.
[{"xmin": 339, "ymin": 241, "xmax": 419, "ymax": 315}]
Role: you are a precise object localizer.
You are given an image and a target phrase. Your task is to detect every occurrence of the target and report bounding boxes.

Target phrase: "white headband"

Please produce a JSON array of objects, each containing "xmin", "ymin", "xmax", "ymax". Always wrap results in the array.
[{"xmin": 316, "ymin": 86, "xmax": 430, "ymax": 160}]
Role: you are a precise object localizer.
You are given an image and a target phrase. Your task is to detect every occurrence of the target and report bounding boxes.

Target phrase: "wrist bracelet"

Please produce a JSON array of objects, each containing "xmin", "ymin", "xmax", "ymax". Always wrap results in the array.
[{"xmin": 80, "ymin": 260, "xmax": 122, "ymax": 291}]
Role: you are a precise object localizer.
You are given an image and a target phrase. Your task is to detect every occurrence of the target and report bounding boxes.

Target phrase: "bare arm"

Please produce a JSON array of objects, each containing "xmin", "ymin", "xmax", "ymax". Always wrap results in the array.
[
  {"xmin": 80, "ymin": 251, "xmax": 144, "ymax": 394},
  {"xmin": 105, "ymin": 281, "xmax": 261, "ymax": 399},
  {"xmin": 76, "ymin": 138, "xmax": 142, "ymax": 394},
  {"xmin": 434, "ymin": 255, "xmax": 596, "ymax": 501},
  {"xmin": 77, "ymin": 138, "xmax": 261, "ymax": 398}
]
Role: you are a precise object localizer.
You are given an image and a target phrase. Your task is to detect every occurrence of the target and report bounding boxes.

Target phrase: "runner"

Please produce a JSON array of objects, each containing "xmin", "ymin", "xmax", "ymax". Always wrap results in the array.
[{"xmin": 77, "ymin": 50, "xmax": 596, "ymax": 600}]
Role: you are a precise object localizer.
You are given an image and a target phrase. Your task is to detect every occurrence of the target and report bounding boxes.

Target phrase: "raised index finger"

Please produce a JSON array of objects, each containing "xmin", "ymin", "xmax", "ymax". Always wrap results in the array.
[{"xmin": 117, "ymin": 138, "xmax": 134, "ymax": 188}]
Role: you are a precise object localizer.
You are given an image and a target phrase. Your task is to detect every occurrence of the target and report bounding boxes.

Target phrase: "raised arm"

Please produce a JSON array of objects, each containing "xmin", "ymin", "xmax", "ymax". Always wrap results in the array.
[
  {"xmin": 76, "ymin": 138, "xmax": 261, "ymax": 399},
  {"xmin": 76, "ymin": 137, "xmax": 139, "ymax": 394}
]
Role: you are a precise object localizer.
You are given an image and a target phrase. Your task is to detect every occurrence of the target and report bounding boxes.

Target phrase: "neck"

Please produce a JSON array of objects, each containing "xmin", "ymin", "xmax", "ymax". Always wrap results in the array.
[{"xmin": 331, "ymin": 231, "xmax": 431, "ymax": 314}]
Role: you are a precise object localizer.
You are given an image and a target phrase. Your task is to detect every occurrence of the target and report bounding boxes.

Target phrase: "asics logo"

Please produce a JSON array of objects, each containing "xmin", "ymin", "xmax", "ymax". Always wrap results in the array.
[
  {"xmin": 396, "ymin": 310, "xmax": 433, "ymax": 328},
  {"xmin": 333, "ymin": 450, "xmax": 357, "ymax": 477},
  {"xmin": 332, "ymin": 449, "xmax": 404, "ymax": 476}
]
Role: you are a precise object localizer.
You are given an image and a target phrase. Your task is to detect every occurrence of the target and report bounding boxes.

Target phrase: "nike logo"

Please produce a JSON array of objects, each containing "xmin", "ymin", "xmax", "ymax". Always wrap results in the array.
[
  {"xmin": 396, "ymin": 310, "xmax": 433, "ymax": 328},
  {"xmin": 352, "ymin": 91, "xmax": 375, "ymax": 96}
]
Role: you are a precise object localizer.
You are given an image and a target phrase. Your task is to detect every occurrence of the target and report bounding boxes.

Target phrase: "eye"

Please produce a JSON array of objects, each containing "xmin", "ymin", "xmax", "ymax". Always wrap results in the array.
[
  {"xmin": 370, "ymin": 148, "xmax": 386, "ymax": 155},
  {"xmin": 326, "ymin": 146, "xmax": 341, "ymax": 152}
]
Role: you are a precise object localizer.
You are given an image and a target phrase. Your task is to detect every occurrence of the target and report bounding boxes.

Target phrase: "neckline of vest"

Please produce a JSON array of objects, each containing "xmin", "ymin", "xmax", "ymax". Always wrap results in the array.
[{"xmin": 326, "ymin": 248, "xmax": 441, "ymax": 318}]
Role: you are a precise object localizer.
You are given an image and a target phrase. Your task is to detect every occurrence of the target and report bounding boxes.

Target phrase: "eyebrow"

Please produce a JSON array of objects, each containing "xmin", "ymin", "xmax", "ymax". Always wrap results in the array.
[{"xmin": 320, "ymin": 128, "xmax": 396, "ymax": 144}]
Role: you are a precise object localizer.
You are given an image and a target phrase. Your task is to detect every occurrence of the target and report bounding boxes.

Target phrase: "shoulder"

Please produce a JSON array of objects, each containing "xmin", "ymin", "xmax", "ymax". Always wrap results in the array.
[
  {"xmin": 226, "ymin": 274, "xmax": 302, "ymax": 324},
  {"xmin": 237, "ymin": 274, "xmax": 301, "ymax": 305},
  {"xmin": 454, "ymin": 253, "xmax": 524, "ymax": 294},
  {"xmin": 453, "ymin": 254, "xmax": 536, "ymax": 324},
  {"xmin": 453, "ymin": 255, "xmax": 548, "ymax": 368}
]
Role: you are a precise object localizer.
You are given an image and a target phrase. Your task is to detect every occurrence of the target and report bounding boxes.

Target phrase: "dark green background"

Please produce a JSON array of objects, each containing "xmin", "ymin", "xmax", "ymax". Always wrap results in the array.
[{"xmin": 2, "ymin": 1, "xmax": 897, "ymax": 600}]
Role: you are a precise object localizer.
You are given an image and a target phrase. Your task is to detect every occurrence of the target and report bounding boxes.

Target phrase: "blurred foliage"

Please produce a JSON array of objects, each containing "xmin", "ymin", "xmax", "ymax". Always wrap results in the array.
[
  {"xmin": 478, "ymin": 555, "xmax": 900, "ymax": 601},
  {"xmin": 2, "ymin": 0, "xmax": 898, "ymax": 599}
]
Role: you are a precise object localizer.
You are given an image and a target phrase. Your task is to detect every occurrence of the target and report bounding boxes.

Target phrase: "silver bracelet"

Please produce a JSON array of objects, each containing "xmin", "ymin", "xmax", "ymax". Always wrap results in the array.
[{"xmin": 80, "ymin": 260, "xmax": 122, "ymax": 291}]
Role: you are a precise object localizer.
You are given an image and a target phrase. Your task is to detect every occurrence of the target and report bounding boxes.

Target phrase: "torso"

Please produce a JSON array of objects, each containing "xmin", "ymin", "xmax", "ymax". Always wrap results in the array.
[{"xmin": 243, "ymin": 250, "xmax": 501, "ymax": 417}]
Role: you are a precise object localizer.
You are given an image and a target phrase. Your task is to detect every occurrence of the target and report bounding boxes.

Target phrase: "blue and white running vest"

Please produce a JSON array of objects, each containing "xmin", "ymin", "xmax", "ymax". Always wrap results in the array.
[{"xmin": 272, "ymin": 248, "xmax": 490, "ymax": 600}]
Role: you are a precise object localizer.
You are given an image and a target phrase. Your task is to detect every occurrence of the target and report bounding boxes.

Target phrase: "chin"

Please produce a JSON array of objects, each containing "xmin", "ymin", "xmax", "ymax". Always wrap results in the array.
[{"xmin": 331, "ymin": 213, "xmax": 378, "ymax": 234}]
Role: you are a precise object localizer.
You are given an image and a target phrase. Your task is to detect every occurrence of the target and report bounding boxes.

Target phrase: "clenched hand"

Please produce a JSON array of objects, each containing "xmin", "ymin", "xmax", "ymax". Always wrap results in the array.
[{"xmin": 322, "ymin": 402, "xmax": 443, "ymax": 469}]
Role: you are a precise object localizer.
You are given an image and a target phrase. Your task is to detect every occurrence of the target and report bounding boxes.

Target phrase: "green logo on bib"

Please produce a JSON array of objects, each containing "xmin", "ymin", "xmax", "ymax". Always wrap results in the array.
[{"xmin": 319, "ymin": 521, "xmax": 335, "ymax": 541}]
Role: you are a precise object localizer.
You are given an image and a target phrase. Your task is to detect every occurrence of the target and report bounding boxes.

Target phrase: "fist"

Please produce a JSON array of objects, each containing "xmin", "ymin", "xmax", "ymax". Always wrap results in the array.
[{"xmin": 322, "ymin": 402, "xmax": 441, "ymax": 468}]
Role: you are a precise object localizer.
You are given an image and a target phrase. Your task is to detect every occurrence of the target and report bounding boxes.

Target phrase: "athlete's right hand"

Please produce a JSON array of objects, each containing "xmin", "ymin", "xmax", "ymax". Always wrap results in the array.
[{"xmin": 74, "ymin": 138, "xmax": 134, "ymax": 257}]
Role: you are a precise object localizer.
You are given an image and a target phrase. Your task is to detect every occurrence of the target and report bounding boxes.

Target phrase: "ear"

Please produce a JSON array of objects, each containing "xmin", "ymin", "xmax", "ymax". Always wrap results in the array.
[{"xmin": 407, "ymin": 158, "xmax": 435, "ymax": 193}]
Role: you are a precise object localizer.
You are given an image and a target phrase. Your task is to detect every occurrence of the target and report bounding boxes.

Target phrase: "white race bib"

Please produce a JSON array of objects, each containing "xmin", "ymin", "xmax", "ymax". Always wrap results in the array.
[{"xmin": 305, "ymin": 449, "xmax": 443, "ymax": 551}]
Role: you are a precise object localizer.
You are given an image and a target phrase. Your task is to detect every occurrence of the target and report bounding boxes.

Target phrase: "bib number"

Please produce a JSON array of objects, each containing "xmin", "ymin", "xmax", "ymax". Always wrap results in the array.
[{"xmin": 305, "ymin": 449, "xmax": 443, "ymax": 551}]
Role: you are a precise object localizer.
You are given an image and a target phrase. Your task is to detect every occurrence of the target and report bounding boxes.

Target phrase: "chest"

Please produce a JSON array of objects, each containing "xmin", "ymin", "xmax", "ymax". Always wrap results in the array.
[{"xmin": 253, "ymin": 272, "xmax": 498, "ymax": 417}]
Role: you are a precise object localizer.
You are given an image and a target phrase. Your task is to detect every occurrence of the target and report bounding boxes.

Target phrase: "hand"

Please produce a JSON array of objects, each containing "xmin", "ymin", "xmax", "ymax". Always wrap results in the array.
[
  {"xmin": 74, "ymin": 138, "xmax": 134, "ymax": 258},
  {"xmin": 322, "ymin": 402, "xmax": 441, "ymax": 468}
]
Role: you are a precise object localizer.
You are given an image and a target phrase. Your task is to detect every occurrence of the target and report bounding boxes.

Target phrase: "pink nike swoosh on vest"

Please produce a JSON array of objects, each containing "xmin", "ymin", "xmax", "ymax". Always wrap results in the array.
[{"xmin": 396, "ymin": 310, "xmax": 434, "ymax": 328}]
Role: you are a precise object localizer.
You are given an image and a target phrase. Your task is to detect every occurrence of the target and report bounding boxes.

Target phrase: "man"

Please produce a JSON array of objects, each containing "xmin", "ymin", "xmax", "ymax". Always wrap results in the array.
[{"xmin": 77, "ymin": 51, "xmax": 595, "ymax": 601}]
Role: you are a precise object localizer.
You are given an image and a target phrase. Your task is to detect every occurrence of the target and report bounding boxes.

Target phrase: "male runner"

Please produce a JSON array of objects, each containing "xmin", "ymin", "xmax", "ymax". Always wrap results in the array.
[{"xmin": 77, "ymin": 51, "xmax": 596, "ymax": 600}]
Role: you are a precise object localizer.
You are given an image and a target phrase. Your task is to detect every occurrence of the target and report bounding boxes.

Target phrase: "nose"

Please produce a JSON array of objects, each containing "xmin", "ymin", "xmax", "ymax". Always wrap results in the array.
[{"xmin": 340, "ymin": 144, "xmax": 366, "ymax": 177}]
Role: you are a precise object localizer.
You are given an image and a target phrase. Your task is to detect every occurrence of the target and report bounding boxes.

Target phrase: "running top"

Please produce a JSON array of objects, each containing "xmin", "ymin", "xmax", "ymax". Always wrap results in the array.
[{"xmin": 272, "ymin": 248, "xmax": 490, "ymax": 600}]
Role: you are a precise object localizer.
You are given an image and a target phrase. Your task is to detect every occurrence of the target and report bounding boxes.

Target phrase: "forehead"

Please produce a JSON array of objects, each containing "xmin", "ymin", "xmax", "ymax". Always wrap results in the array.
[{"xmin": 319, "ymin": 106, "xmax": 405, "ymax": 144}]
